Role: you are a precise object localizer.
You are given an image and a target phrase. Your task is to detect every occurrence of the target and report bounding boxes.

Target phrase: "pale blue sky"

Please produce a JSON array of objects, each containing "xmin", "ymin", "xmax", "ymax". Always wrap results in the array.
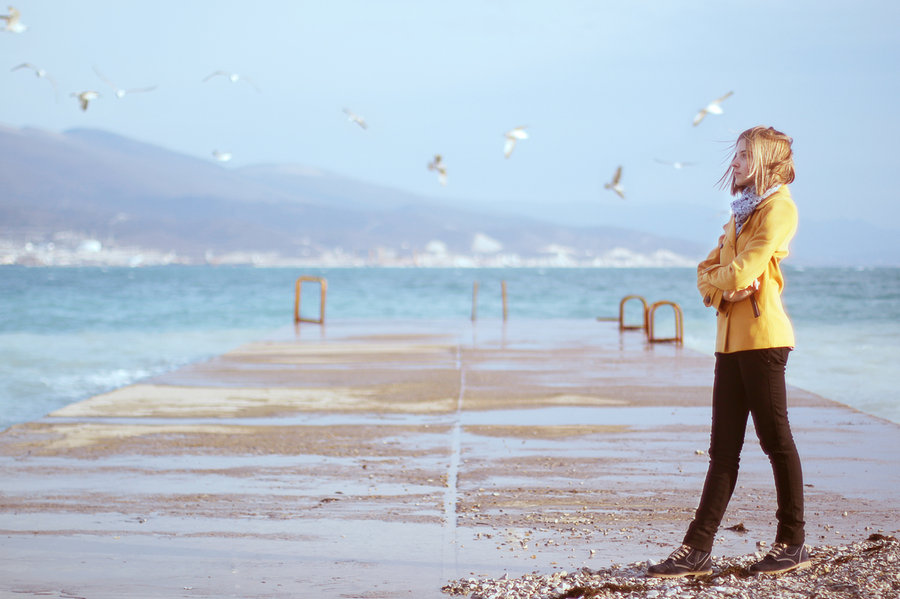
[{"xmin": 3, "ymin": 1, "xmax": 899, "ymax": 235}]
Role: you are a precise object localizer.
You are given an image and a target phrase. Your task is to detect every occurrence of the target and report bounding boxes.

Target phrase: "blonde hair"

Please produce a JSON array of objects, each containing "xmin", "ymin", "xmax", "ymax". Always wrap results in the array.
[{"xmin": 720, "ymin": 126, "xmax": 795, "ymax": 195}]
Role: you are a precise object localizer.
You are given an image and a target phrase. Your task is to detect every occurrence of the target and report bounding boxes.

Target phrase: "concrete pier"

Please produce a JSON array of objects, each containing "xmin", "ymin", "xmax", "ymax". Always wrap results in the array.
[{"xmin": 1, "ymin": 319, "xmax": 897, "ymax": 598}]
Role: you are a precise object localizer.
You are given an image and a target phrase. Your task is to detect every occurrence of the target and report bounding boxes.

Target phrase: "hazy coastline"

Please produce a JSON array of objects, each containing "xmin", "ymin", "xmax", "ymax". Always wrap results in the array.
[{"xmin": 0, "ymin": 234, "xmax": 697, "ymax": 268}]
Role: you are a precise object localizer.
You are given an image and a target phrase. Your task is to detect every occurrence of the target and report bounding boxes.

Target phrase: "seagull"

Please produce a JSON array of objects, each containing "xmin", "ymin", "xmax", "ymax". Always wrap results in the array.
[
  {"xmin": 12, "ymin": 63, "xmax": 58, "ymax": 96},
  {"xmin": 1, "ymin": 6, "xmax": 26, "ymax": 33},
  {"xmin": 71, "ymin": 90, "xmax": 100, "ymax": 111},
  {"xmin": 604, "ymin": 165, "xmax": 625, "ymax": 199},
  {"xmin": 93, "ymin": 67, "xmax": 157, "ymax": 99},
  {"xmin": 503, "ymin": 126, "xmax": 528, "ymax": 158},
  {"xmin": 654, "ymin": 158, "xmax": 697, "ymax": 169},
  {"xmin": 693, "ymin": 91, "xmax": 733, "ymax": 126},
  {"xmin": 342, "ymin": 108, "xmax": 367, "ymax": 130},
  {"xmin": 212, "ymin": 150, "xmax": 232, "ymax": 162},
  {"xmin": 202, "ymin": 70, "xmax": 260, "ymax": 93},
  {"xmin": 427, "ymin": 154, "xmax": 448, "ymax": 186}
]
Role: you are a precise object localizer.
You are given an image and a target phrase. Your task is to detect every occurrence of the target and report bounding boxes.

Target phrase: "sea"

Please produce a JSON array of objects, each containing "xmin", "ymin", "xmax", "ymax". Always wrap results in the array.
[{"xmin": 1, "ymin": 265, "xmax": 898, "ymax": 432}]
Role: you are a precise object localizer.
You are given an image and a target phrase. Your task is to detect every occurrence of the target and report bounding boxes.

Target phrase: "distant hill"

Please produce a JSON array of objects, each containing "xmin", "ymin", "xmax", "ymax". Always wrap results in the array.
[{"xmin": 0, "ymin": 124, "xmax": 706, "ymax": 267}]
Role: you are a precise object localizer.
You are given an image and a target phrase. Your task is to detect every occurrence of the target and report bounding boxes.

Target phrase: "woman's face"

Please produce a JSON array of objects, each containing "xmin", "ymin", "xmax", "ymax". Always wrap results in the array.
[{"xmin": 731, "ymin": 138, "xmax": 753, "ymax": 189}]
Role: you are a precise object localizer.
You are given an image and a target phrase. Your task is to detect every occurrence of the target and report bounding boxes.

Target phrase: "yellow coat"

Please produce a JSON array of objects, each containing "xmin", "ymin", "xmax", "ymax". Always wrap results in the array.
[{"xmin": 697, "ymin": 185, "xmax": 798, "ymax": 353}]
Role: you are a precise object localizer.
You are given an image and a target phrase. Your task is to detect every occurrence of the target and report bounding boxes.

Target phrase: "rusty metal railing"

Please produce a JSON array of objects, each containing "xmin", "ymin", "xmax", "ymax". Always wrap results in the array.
[
  {"xmin": 646, "ymin": 300, "xmax": 683, "ymax": 344},
  {"xmin": 618, "ymin": 295, "xmax": 649, "ymax": 332},
  {"xmin": 471, "ymin": 280, "xmax": 508, "ymax": 321},
  {"xmin": 612, "ymin": 295, "xmax": 683, "ymax": 345},
  {"xmin": 294, "ymin": 276, "xmax": 327, "ymax": 324}
]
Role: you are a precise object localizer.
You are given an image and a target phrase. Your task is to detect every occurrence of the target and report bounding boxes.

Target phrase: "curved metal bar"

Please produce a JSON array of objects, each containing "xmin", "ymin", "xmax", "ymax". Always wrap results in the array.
[
  {"xmin": 647, "ymin": 300, "xmax": 683, "ymax": 344},
  {"xmin": 294, "ymin": 276, "xmax": 327, "ymax": 324},
  {"xmin": 618, "ymin": 295, "xmax": 649, "ymax": 332}
]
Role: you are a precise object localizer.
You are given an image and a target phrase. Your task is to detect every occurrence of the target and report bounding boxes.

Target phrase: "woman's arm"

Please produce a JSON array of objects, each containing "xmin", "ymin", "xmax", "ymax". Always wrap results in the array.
[
  {"xmin": 697, "ymin": 234, "xmax": 724, "ymax": 308},
  {"xmin": 699, "ymin": 198, "xmax": 797, "ymax": 293}
]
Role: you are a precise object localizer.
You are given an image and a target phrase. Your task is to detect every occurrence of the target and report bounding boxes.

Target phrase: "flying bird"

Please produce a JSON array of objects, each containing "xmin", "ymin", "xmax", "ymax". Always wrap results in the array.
[
  {"xmin": 693, "ymin": 91, "xmax": 733, "ymax": 126},
  {"xmin": 71, "ymin": 90, "xmax": 100, "ymax": 111},
  {"xmin": 202, "ymin": 70, "xmax": 260, "ymax": 93},
  {"xmin": 604, "ymin": 166, "xmax": 625, "ymax": 199},
  {"xmin": 93, "ymin": 67, "xmax": 157, "ymax": 98},
  {"xmin": 342, "ymin": 108, "xmax": 367, "ymax": 130},
  {"xmin": 427, "ymin": 154, "xmax": 448, "ymax": 186},
  {"xmin": 1, "ymin": 6, "xmax": 26, "ymax": 32},
  {"xmin": 212, "ymin": 150, "xmax": 233, "ymax": 162},
  {"xmin": 503, "ymin": 126, "xmax": 528, "ymax": 158},
  {"xmin": 654, "ymin": 158, "xmax": 697, "ymax": 169},
  {"xmin": 12, "ymin": 63, "xmax": 58, "ymax": 96}
]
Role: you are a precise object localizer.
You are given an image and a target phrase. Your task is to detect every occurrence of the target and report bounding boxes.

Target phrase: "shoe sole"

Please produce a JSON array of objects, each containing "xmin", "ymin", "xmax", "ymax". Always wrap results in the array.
[
  {"xmin": 751, "ymin": 560, "xmax": 812, "ymax": 577},
  {"xmin": 647, "ymin": 569, "xmax": 712, "ymax": 579}
]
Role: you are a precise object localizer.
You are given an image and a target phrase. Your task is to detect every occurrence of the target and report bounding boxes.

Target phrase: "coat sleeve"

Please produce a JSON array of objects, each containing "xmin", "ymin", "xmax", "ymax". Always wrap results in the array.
[
  {"xmin": 697, "ymin": 234, "xmax": 724, "ymax": 308},
  {"xmin": 699, "ymin": 198, "xmax": 797, "ymax": 292}
]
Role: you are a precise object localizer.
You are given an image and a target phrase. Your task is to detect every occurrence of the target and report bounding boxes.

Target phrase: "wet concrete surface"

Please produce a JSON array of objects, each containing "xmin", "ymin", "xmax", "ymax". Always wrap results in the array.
[{"xmin": 0, "ymin": 318, "xmax": 898, "ymax": 598}]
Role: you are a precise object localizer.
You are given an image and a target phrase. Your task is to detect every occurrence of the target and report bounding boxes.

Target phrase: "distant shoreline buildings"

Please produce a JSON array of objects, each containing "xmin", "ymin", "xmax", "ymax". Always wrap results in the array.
[{"xmin": 0, "ymin": 232, "xmax": 696, "ymax": 268}]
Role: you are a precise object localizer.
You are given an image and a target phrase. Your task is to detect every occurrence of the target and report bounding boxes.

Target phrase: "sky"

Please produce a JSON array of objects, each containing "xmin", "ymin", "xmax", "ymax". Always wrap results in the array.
[{"xmin": 2, "ymin": 0, "xmax": 899, "ymax": 239}]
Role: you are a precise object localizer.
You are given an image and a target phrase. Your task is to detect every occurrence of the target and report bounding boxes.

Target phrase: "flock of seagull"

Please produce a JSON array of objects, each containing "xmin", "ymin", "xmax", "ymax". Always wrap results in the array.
[
  {"xmin": 4, "ymin": 4, "xmax": 735, "ymax": 200},
  {"xmin": 421, "ymin": 89, "xmax": 732, "ymax": 196},
  {"xmin": 417, "ymin": 88, "xmax": 731, "ymax": 198}
]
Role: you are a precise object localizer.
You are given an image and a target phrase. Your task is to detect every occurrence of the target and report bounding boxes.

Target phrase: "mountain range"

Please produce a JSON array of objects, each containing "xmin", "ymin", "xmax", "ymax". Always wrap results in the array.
[
  {"xmin": 0, "ymin": 124, "xmax": 894, "ymax": 267},
  {"xmin": 0, "ymin": 125, "xmax": 706, "ymax": 267}
]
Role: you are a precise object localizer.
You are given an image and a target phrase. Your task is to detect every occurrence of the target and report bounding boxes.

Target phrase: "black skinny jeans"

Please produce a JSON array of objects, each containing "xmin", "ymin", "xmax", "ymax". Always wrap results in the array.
[{"xmin": 683, "ymin": 347, "xmax": 805, "ymax": 553}]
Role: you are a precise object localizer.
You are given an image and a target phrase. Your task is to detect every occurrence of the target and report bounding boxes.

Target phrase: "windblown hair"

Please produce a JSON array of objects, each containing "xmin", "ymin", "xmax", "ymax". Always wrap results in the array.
[{"xmin": 720, "ymin": 126, "xmax": 795, "ymax": 195}]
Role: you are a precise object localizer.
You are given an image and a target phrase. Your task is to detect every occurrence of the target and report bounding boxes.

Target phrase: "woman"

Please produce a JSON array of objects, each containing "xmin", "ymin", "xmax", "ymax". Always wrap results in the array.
[{"xmin": 648, "ymin": 126, "xmax": 809, "ymax": 578}]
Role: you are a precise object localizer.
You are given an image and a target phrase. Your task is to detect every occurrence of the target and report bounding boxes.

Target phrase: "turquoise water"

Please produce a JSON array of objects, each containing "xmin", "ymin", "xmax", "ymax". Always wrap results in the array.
[{"xmin": 1, "ymin": 265, "xmax": 898, "ymax": 431}]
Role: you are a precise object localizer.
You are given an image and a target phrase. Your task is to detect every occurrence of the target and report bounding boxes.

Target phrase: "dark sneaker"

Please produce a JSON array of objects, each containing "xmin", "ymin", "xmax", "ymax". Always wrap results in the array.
[
  {"xmin": 647, "ymin": 544, "xmax": 712, "ymax": 578},
  {"xmin": 749, "ymin": 543, "xmax": 811, "ymax": 575}
]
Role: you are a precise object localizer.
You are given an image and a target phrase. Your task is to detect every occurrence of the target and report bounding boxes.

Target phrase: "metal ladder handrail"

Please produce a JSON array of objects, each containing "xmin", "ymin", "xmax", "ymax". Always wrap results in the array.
[
  {"xmin": 618, "ymin": 294, "xmax": 649, "ymax": 331},
  {"xmin": 615, "ymin": 295, "xmax": 683, "ymax": 345},
  {"xmin": 471, "ymin": 280, "xmax": 508, "ymax": 321},
  {"xmin": 294, "ymin": 276, "xmax": 327, "ymax": 324},
  {"xmin": 646, "ymin": 300, "xmax": 683, "ymax": 345}
]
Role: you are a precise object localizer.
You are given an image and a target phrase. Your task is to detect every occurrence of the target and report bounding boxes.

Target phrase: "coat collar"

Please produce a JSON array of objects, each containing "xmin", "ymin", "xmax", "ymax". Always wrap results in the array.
[{"xmin": 728, "ymin": 184, "xmax": 792, "ymax": 239}]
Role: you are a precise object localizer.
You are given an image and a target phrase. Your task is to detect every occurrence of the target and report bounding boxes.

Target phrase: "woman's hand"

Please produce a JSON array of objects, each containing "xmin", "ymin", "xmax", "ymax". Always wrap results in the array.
[{"xmin": 723, "ymin": 279, "xmax": 759, "ymax": 302}]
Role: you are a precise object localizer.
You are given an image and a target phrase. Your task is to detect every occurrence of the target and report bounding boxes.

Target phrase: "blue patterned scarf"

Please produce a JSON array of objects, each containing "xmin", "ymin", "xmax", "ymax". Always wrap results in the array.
[{"xmin": 731, "ymin": 184, "xmax": 781, "ymax": 236}]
